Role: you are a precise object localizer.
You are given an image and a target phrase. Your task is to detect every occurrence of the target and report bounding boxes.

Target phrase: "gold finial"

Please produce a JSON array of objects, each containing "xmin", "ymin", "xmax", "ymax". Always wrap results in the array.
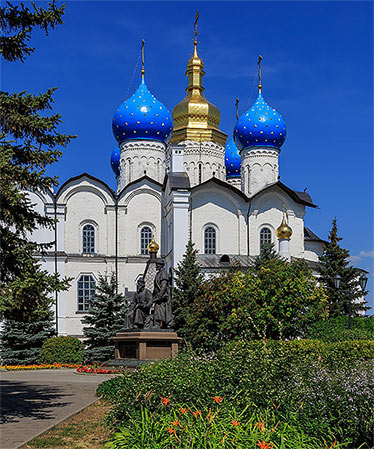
[
  {"xmin": 235, "ymin": 97, "xmax": 239, "ymax": 120},
  {"xmin": 257, "ymin": 54, "xmax": 263, "ymax": 93},
  {"xmin": 276, "ymin": 204, "xmax": 293, "ymax": 240},
  {"xmin": 141, "ymin": 39, "xmax": 145, "ymax": 78},
  {"xmin": 147, "ymin": 234, "xmax": 159, "ymax": 254}
]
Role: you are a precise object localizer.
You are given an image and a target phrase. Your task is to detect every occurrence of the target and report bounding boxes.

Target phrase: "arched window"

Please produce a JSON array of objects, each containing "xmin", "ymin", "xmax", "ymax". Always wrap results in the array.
[
  {"xmin": 260, "ymin": 227, "xmax": 272, "ymax": 248},
  {"xmin": 77, "ymin": 274, "xmax": 96, "ymax": 312},
  {"xmin": 82, "ymin": 224, "xmax": 95, "ymax": 254},
  {"xmin": 204, "ymin": 226, "xmax": 216, "ymax": 254},
  {"xmin": 140, "ymin": 226, "xmax": 153, "ymax": 255},
  {"xmin": 198, "ymin": 163, "xmax": 202, "ymax": 184}
]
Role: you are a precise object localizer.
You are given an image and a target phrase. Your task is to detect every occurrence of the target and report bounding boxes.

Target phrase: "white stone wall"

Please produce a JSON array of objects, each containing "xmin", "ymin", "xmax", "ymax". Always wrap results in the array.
[
  {"xmin": 227, "ymin": 177, "xmax": 242, "ymax": 190},
  {"xmin": 191, "ymin": 184, "xmax": 248, "ymax": 255},
  {"xmin": 117, "ymin": 178, "xmax": 162, "ymax": 257},
  {"xmin": 118, "ymin": 140, "xmax": 166, "ymax": 191},
  {"xmin": 304, "ymin": 240, "xmax": 325, "ymax": 262},
  {"xmin": 249, "ymin": 187, "xmax": 305, "ymax": 257},
  {"xmin": 177, "ymin": 140, "xmax": 226, "ymax": 186},
  {"xmin": 240, "ymin": 147, "xmax": 279, "ymax": 196}
]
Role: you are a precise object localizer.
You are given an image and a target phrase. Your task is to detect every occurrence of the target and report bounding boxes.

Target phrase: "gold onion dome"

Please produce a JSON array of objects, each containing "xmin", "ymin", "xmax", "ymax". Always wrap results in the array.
[
  {"xmin": 171, "ymin": 40, "xmax": 227, "ymax": 146},
  {"xmin": 276, "ymin": 213, "xmax": 293, "ymax": 240},
  {"xmin": 147, "ymin": 236, "xmax": 159, "ymax": 253}
]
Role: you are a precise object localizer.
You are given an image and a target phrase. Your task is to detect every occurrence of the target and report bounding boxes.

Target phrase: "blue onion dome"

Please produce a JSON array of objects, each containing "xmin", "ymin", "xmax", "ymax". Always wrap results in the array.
[
  {"xmin": 233, "ymin": 92, "xmax": 287, "ymax": 151},
  {"xmin": 111, "ymin": 147, "xmax": 120, "ymax": 177},
  {"xmin": 225, "ymin": 138, "xmax": 241, "ymax": 178},
  {"xmin": 112, "ymin": 77, "xmax": 173, "ymax": 145}
]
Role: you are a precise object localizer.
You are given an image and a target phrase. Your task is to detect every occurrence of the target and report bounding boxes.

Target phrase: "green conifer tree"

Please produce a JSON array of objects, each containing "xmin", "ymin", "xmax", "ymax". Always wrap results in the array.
[
  {"xmin": 251, "ymin": 242, "xmax": 281, "ymax": 271},
  {"xmin": 172, "ymin": 240, "xmax": 204, "ymax": 335},
  {"xmin": 82, "ymin": 273, "xmax": 127, "ymax": 363},
  {"xmin": 318, "ymin": 218, "xmax": 368, "ymax": 317},
  {"xmin": 0, "ymin": 1, "xmax": 74, "ymax": 364}
]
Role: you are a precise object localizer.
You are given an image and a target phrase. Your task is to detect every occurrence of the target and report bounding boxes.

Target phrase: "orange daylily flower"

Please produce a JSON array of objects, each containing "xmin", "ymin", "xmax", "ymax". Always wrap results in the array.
[
  {"xmin": 172, "ymin": 420, "xmax": 180, "ymax": 427},
  {"xmin": 213, "ymin": 395, "xmax": 224, "ymax": 403},
  {"xmin": 179, "ymin": 408, "xmax": 187, "ymax": 414},
  {"xmin": 192, "ymin": 410, "xmax": 201, "ymax": 418},
  {"xmin": 257, "ymin": 441, "xmax": 274, "ymax": 449},
  {"xmin": 256, "ymin": 421, "xmax": 265, "ymax": 432},
  {"xmin": 232, "ymin": 420, "xmax": 240, "ymax": 427},
  {"xmin": 167, "ymin": 427, "xmax": 175, "ymax": 434},
  {"xmin": 161, "ymin": 397, "xmax": 170, "ymax": 406}
]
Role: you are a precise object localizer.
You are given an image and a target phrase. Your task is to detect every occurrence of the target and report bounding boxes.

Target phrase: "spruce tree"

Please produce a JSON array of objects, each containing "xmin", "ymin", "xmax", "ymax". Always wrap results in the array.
[
  {"xmin": 0, "ymin": 1, "xmax": 74, "ymax": 364},
  {"xmin": 252, "ymin": 242, "xmax": 281, "ymax": 271},
  {"xmin": 172, "ymin": 240, "xmax": 204, "ymax": 334},
  {"xmin": 318, "ymin": 218, "xmax": 368, "ymax": 317},
  {"xmin": 82, "ymin": 273, "xmax": 127, "ymax": 363}
]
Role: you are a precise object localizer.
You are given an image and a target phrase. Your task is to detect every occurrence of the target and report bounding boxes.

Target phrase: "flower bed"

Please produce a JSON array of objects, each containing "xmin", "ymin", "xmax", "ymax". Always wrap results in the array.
[
  {"xmin": 0, "ymin": 363, "xmax": 82, "ymax": 370},
  {"xmin": 76, "ymin": 365, "xmax": 121, "ymax": 375}
]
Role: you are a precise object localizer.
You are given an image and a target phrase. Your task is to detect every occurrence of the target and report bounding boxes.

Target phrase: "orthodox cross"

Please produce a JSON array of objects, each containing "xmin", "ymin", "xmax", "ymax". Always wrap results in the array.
[
  {"xmin": 194, "ymin": 10, "xmax": 199, "ymax": 43},
  {"xmin": 257, "ymin": 54, "xmax": 263, "ymax": 92},
  {"xmin": 141, "ymin": 39, "xmax": 145, "ymax": 77},
  {"xmin": 235, "ymin": 97, "xmax": 239, "ymax": 120}
]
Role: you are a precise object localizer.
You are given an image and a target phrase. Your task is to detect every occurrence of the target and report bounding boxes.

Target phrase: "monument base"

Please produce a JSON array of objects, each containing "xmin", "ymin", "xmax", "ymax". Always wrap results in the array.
[{"xmin": 113, "ymin": 329, "xmax": 182, "ymax": 361}]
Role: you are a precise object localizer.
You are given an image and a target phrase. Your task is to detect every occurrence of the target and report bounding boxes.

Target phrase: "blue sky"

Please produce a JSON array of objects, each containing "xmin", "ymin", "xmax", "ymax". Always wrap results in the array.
[{"xmin": 3, "ymin": 1, "xmax": 373, "ymax": 310}]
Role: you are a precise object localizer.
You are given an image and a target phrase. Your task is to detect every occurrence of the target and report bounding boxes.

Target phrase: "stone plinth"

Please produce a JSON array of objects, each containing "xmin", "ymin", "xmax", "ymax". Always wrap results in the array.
[{"xmin": 113, "ymin": 329, "xmax": 181, "ymax": 361}]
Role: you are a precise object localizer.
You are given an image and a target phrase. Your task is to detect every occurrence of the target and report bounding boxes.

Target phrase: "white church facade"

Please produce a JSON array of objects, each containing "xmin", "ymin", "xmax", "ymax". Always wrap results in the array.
[{"xmin": 30, "ymin": 37, "xmax": 326, "ymax": 337}]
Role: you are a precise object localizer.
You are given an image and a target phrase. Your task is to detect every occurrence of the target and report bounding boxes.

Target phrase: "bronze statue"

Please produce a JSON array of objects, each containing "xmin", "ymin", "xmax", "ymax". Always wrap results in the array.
[
  {"xmin": 124, "ymin": 236, "xmax": 175, "ymax": 330},
  {"xmin": 152, "ymin": 260, "xmax": 174, "ymax": 329}
]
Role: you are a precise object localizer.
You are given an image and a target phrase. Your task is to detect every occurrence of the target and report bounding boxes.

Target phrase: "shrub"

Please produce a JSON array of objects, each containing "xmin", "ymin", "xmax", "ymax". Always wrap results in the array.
[
  {"xmin": 98, "ymin": 340, "xmax": 374, "ymax": 447},
  {"xmin": 39, "ymin": 336, "xmax": 84, "ymax": 364},
  {"xmin": 305, "ymin": 316, "xmax": 374, "ymax": 341},
  {"xmin": 185, "ymin": 259, "xmax": 328, "ymax": 350},
  {"xmin": 107, "ymin": 402, "xmax": 342, "ymax": 449}
]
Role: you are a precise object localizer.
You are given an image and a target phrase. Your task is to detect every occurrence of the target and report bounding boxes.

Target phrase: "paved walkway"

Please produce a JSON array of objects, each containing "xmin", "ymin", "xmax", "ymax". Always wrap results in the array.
[{"xmin": 0, "ymin": 369, "xmax": 115, "ymax": 449}]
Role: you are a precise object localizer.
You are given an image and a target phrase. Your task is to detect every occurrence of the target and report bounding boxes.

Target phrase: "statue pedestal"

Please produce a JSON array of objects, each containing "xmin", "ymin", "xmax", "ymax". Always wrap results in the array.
[{"xmin": 113, "ymin": 329, "xmax": 182, "ymax": 361}]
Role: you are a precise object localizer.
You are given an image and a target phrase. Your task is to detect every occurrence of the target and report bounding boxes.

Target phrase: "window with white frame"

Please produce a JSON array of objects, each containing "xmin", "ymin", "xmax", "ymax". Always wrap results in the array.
[
  {"xmin": 260, "ymin": 227, "xmax": 272, "ymax": 248},
  {"xmin": 82, "ymin": 224, "xmax": 95, "ymax": 254},
  {"xmin": 77, "ymin": 274, "xmax": 96, "ymax": 312},
  {"xmin": 140, "ymin": 226, "xmax": 153, "ymax": 255},
  {"xmin": 204, "ymin": 226, "xmax": 216, "ymax": 254}
]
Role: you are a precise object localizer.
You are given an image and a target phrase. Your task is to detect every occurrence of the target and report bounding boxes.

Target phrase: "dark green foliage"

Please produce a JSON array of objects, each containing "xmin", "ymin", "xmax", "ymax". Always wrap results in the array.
[
  {"xmin": 82, "ymin": 273, "xmax": 127, "ymax": 363},
  {"xmin": 0, "ymin": 316, "xmax": 55, "ymax": 364},
  {"xmin": 305, "ymin": 315, "xmax": 374, "ymax": 341},
  {"xmin": 98, "ymin": 340, "xmax": 374, "ymax": 447},
  {"xmin": 251, "ymin": 241, "xmax": 281, "ymax": 270},
  {"xmin": 185, "ymin": 259, "xmax": 327, "ymax": 350},
  {"xmin": 172, "ymin": 240, "xmax": 203, "ymax": 335},
  {"xmin": 318, "ymin": 218, "xmax": 368, "ymax": 317},
  {"xmin": 0, "ymin": 1, "xmax": 74, "ymax": 363},
  {"xmin": 0, "ymin": 1, "xmax": 65, "ymax": 62},
  {"xmin": 39, "ymin": 336, "xmax": 84, "ymax": 364}
]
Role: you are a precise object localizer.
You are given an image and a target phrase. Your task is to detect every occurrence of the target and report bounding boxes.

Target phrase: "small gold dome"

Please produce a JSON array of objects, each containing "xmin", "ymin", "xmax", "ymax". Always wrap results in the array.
[
  {"xmin": 147, "ymin": 236, "xmax": 159, "ymax": 253},
  {"xmin": 276, "ymin": 214, "xmax": 292, "ymax": 240}
]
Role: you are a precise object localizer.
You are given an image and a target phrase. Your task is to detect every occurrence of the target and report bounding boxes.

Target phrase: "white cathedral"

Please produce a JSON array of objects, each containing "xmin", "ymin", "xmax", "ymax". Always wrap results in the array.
[{"xmin": 30, "ymin": 37, "xmax": 327, "ymax": 337}]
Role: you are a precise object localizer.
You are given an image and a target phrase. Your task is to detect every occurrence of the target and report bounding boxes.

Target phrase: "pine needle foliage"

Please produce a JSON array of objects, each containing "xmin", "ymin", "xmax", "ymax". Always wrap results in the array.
[
  {"xmin": 172, "ymin": 240, "xmax": 204, "ymax": 335},
  {"xmin": 82, "ymin": 273, "xmax": 127, "ymax": 363},
  {"xmin": 251, "ymin": 242, "xmax": 281, "ymax": 271},
  {"xmin": 0, "ymin": 1, "xmax": 74, "ymax": 363},
  {"xmin": 317, "ymin": 218, "xmax": 368, "ymax": 317}
]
